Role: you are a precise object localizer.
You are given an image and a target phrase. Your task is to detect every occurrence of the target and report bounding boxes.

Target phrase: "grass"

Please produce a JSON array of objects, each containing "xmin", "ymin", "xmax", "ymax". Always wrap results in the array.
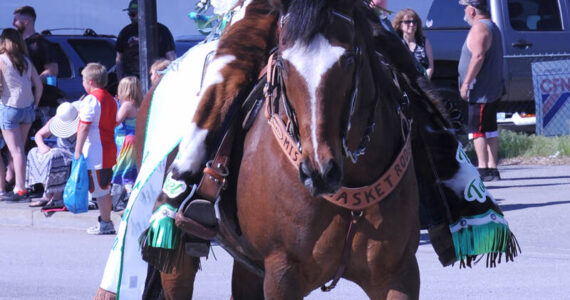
[{"xmin": 462, "ymin": 130, "xmax": 570, "ymax": 160}]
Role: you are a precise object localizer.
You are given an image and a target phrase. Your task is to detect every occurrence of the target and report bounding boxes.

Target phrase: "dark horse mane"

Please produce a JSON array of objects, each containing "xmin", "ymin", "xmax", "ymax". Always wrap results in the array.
[{"xmin": 281, "ymin": 0, "xmax": 332, "ymax": 45}]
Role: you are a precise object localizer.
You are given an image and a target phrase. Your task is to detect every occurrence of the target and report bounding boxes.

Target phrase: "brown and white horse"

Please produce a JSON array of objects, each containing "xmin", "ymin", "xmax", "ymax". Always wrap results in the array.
[
  {"xmin": 225, "ymin": 0, "xmax": 420, "ymax": 298},
  {"xmin": 140, "ymin": 0, "xmax": 431, "ymax": 298}
]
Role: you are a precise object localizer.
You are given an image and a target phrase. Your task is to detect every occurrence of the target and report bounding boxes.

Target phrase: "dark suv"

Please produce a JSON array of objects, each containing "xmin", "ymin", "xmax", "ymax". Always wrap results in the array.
[{"xmin": 42, "ymin": 29, "xmax": 118, "ymax": 101}]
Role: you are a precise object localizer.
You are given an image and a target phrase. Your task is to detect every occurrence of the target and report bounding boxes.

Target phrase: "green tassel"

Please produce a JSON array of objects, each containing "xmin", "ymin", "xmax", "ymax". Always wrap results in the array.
[
  {"xmin": 147, "ymin": 203, "xmax": 180, "ymax": 249},
  {"xmin": 450, "ymin": 209, "xmax": 513, "ymax": 261}
]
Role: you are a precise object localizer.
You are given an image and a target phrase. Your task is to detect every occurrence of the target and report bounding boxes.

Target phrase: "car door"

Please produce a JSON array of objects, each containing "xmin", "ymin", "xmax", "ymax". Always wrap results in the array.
[{"xmin": 500, "ymin": 0, "xmax": 570, "ymax": 104}]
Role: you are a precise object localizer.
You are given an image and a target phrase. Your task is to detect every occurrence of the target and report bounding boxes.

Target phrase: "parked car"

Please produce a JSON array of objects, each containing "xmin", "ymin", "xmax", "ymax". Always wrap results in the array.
[
  {"xmin": 42, "ymin": 28, "xmax": 118, "ymax": 101},
  {"xmin": 416, "ymin": 0, "xmax": 570, "ymax": 129}
]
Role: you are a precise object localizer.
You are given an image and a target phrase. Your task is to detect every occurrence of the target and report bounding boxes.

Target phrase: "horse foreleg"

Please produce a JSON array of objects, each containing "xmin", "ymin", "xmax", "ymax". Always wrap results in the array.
[
  {"xmin": 358, "ymin": 254, "xmax": 420, "ymax": 300},
  {"xmin": 263, "ymin": 254, "xmax": 304, "ymax": 300},
  {"xmin": 231, "ymin": 260, "xmax": 264, "ymax": 300}
]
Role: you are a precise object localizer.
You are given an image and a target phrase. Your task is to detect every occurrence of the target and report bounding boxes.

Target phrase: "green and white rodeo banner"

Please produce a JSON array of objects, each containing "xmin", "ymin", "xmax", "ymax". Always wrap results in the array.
[{"xmin": 99, "ymin": 40, "xmax": 219, "ymax": 299}]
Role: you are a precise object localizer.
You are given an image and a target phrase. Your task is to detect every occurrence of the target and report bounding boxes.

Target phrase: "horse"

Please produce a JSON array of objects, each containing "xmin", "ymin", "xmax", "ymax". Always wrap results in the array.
[{"xmin": 128, "ymin": 0, "xmax": 427, "ymax": 298}]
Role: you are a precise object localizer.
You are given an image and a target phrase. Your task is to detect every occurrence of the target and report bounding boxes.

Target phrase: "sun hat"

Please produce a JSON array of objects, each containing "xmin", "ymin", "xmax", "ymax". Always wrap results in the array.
[
  {"xmin": 122, "ymin": 0, "xmax": 138, "ymax": 12},
  {"xmin": 49, "ymin": 101, "xmax": 81, "ymax": 138},
  {"xmin": 458, "ymin": 0, "xmax": 488, "ymax": 11}
]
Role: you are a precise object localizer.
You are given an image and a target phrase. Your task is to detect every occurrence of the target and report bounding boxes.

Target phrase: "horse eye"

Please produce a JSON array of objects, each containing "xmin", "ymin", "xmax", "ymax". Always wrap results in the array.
[{"xmin": 341, "ymin": 54, "xmax": 355, "ymax": 70}]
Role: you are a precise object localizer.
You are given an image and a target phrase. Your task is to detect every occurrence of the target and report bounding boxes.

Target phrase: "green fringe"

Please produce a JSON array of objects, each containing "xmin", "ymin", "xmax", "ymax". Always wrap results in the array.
[
  {"xmin": 450, "ymin": 209, "xmax": 517, "ymax": 263},
  {"xmin": 147, "ymin": 203, "xmax": 180, "ymax": 249}
]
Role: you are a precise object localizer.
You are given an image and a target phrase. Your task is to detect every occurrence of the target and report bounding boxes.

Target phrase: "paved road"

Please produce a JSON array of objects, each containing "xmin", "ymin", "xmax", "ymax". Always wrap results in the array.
[{"xmin": 1, "ymin": 165, "xmax": 569, "ymax": 299}]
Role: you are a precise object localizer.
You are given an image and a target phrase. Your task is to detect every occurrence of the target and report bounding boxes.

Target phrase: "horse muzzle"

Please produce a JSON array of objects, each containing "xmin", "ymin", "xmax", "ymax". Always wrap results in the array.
[{"xmin": 299, "ymin": 158, "xmax": 343, "ymax": 197}]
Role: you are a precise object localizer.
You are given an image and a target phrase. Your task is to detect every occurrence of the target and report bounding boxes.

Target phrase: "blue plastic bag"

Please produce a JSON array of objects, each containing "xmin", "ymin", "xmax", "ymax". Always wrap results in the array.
[{"xmin": 63, "ymin": 155, "xmax": 89, "ymax": 213}]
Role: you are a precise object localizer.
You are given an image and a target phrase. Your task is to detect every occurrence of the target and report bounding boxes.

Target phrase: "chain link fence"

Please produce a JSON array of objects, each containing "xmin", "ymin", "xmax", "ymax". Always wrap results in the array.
[{"xmin": 530, "ymin": 58, "xmax": 570, "ymax": 136}]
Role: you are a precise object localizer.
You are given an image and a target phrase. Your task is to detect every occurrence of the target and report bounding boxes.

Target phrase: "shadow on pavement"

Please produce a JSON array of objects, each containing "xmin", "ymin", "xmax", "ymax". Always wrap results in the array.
[
  {"xmin": 500, "ymin": 200, "xmax": 570, "ymax": 212},
  {"xmin": 500, "ymin": 175, "xmax": 570, "ymax": 181},
  {"xmin": 487, "ymin": 182, "xmax": 569, "ymax": 189}
]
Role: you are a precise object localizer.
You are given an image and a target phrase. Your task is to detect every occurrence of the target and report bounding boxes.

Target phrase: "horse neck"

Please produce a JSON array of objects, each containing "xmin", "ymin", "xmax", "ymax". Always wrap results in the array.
[{"xmin": 343, "ymin": 85, "xmax": 405, "ymax": 186}]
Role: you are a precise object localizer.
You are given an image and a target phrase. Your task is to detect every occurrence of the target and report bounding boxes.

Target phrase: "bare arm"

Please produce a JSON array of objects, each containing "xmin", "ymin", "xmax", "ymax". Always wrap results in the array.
[
  {"xmin": 116, "ymin": 101, "xmax": 136, "ymax": 126},
  {"xmin": 460, "ymin": 22, "xmax": 492, "ymax": 100},
  {"xmin": 39, "ymin": 62, "xmax": 58, "ymax": 80},
  {"xmin": 165, "ymin": 50, "xmax": 176, "ymax": 61},
  {"xmin": 425, "ymin": 37, "xmax": 434, "ymax": 79},
  {"xmin": 75, "ymin": 122, "xmax": 91, "ymax": 160},
  {"xmin": 116, "ymin": 52, "xmax": 124, "ymax": 79},
  {"xmin": 35, "ymin": 119, "xmax": 53, "ymax": 154},
  {"xmin": 31, "ymin": 66, "xmax": 43, "ymax": 107}
]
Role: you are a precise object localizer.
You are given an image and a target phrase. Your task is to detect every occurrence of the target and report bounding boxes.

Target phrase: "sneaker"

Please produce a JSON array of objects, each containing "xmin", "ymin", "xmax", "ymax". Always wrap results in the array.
[
  {"xmin": 487, "ymin": 168, "xmax": 501, "ymax": 181},
  {"xmin": 478, "ymin": 168, "xmax": 500, "ymax": 182},
  {"xmin": 2, "ymin": 190, "xmax": 30, "ymax": 202},
  {"xmin": 87, "ymin": 217, "xmax": 116, "ymax": 235}
]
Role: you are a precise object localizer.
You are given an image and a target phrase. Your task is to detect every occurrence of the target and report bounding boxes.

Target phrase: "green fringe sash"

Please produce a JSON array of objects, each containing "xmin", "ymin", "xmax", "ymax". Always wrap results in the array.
[
  {"xmin": 147, "ymin": 203, "xmax": 180, "ymax": 249},
  {"xmin": 450, "ymin": 209, "xmax": 515, "ymax": 262}
]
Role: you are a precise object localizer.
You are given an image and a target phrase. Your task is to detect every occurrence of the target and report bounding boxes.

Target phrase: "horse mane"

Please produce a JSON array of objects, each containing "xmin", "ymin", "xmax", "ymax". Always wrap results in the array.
[
  {"xmin": 354, "ymin": 2, "xmax": 453, "ymax": 127},
  {"xmin": 281, "ymin": 0, "xmax": 331, "ymax": 45}
]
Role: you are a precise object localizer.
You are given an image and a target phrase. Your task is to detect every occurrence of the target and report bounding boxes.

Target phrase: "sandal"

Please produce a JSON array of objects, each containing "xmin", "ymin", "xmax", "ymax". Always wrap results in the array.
[{"xmin": 29, "ymin": 198, "xmax": 50, "ymax": 207}]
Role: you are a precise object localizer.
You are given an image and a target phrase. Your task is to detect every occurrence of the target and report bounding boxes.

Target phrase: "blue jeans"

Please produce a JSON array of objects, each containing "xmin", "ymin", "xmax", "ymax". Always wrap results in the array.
[{"xmin": 0, "ymin": 104, "xmax": 35, "ymax": 130}]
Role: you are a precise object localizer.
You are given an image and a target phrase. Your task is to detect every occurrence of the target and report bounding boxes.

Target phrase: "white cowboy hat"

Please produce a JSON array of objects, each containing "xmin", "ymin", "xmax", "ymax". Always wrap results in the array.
[{"xmin": 49, "ymin": 101, "xmax": 81, "ymax": 138}]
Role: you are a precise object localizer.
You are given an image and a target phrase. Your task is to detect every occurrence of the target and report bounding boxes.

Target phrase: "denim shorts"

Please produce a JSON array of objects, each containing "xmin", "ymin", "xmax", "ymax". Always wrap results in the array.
[{"xmin": 0, "ymin": 104, "xmax": 35, "ymax": 130}]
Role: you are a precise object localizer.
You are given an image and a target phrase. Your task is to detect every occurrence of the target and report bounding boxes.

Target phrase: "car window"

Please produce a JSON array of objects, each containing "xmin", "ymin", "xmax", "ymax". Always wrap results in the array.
[
  {"xmin": 52, "ymin": 43, "xmax": 72, "ymax": 78},
  {"xmin": 425, "ymin": 0, "xmax": 469, "ymax": 29},
  {"xmin": 507, "ymin": 0, "xmax": 562, "ymax": 31},
  {"xmin": 68, "ymin": 39, "xmax": 116, "ymax": 70}
]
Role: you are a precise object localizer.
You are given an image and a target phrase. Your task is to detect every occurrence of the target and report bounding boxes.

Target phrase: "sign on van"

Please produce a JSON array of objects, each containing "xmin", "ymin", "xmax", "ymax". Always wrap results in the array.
[{"xmin": 532, "ymin": 60, "xmax": 570, "ymax": 136}]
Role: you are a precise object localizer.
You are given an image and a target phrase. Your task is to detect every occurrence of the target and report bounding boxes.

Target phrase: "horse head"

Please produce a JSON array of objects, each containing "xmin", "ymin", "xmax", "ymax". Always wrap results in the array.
[{"xmin": 276, "ymin": 0, "xmax": 377, "ymax": 197}]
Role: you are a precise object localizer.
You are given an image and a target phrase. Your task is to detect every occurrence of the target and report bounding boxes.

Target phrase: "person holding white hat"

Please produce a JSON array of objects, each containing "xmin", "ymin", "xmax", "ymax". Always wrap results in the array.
[{"xmin": 26, "ymin": 101, "xmax": 79, "ymax": 207}]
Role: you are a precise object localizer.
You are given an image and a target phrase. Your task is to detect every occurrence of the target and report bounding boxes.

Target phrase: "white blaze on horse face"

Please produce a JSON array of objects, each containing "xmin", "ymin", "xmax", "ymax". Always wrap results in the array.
[
  {"xmin": 173, "ymin": 123, "xmax": 209, "ymax": 175},
  {"xmin": 282, "ymin": 34, "xmax": 345, "ymax": 173},
  {"xmin": 198, "ymin": 54, "xmax": 236, "ymax": 98}
]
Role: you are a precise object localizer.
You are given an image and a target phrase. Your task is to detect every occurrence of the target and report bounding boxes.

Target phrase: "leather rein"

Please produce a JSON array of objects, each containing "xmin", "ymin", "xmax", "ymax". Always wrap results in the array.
[{"xmin": 263, "ymin": 52, "xmax": 412, "ymax": 212}]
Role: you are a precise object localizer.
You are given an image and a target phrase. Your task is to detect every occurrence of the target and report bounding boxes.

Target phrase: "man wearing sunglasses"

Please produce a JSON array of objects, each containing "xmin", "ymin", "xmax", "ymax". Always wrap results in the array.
[
  {"xmin": 115, "ymin": 0, "xmax": 176, "ymax": 79},
  {"xmin": 458, "ymin": 0, "xmax": 505, "ymax": 181}
]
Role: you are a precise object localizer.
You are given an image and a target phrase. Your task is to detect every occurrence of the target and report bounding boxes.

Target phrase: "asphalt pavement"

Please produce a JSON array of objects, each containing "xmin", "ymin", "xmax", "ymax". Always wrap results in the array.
[{"xmin": 1, "ymin": 164, "xmax": 569, "ymax": 299}]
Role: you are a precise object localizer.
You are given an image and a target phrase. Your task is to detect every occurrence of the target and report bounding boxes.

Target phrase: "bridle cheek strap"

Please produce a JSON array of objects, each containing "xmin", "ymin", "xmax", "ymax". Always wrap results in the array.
[{"xmin": 265, "ymin": 96, "xmax": 413, "ymax": 211}]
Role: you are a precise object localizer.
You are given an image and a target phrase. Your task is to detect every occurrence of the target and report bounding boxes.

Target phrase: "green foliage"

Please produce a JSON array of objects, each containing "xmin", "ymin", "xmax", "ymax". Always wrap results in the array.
[{"xmin": 463, "ymin": 130, "xmax": 570, "ymax": 159}]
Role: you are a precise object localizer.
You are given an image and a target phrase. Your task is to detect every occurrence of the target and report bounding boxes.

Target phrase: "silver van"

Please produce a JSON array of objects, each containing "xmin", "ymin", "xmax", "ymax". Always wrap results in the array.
[{"xmin": 415, "ymin": 0, "xmax": 570, "ymax": 117}]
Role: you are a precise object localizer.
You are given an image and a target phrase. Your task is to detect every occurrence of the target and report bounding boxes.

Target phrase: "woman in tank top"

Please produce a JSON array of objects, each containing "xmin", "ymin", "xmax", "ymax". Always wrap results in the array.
[
  {"xmin": 0, "ymin": 28, "xmax": 43, "ymax": 200},
  {"xmin": 393, "ymin": 8, "xmax": 434, "ymax": 79}
]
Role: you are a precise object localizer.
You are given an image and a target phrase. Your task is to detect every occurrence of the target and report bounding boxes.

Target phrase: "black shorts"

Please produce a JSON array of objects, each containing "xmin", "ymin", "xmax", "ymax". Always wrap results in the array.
[
  {"xmin": 88, "ymin": 168, "xmax": 113, "ymax": 198},
  {"xmin": 468, "ymin": 101, "xmax": 499, "ymax": 139}
]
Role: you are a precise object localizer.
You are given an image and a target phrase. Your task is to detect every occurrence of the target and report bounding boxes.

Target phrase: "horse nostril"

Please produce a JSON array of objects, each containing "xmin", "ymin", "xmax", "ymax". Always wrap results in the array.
[
  {"xmin": 299, "ymin": 160, "xmax": 312, "ymax": 184},
  {"xmin": 323, "ymin": 160, "xmax": 342, "ymax": 188}
]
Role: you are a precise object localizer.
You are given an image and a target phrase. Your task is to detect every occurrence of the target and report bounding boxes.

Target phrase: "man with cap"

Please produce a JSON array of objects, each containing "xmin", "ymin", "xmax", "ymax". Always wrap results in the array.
[
  {"xmin": 458, "ymin": 0, "xmax": 505, "ymax": 181},
  {"xmin": 115, "ymin": 0, "xmax": 176, "ymax": 79}
]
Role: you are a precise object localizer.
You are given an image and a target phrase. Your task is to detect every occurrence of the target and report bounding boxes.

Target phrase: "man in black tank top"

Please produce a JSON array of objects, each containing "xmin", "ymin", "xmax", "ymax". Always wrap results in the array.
[{"xmin": 458, "ymin": 0, "xmax": 505, "ymax": 181}]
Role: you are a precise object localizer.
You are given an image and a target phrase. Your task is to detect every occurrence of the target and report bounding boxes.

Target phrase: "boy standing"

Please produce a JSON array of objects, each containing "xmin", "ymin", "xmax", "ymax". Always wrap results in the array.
[{"xmin": 75, "ymin": 63, "xmax": 117, "ymax": 235}]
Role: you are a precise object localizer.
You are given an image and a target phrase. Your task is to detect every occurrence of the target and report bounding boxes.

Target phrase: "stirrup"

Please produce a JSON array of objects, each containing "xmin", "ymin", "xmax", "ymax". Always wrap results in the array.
[{"xmin": 175, "ymin": 198, "xmax": 219, "ymax": 240}]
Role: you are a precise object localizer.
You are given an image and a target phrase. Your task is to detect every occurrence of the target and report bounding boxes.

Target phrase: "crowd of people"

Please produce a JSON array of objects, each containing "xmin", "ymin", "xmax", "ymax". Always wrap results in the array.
[
  {"xmin": 0, "ymin": 0, "xmax": 503, "ymax": 236},
  {"xmin": 0, "ymin": 3, "xmax": 174, "ymax": 235}
]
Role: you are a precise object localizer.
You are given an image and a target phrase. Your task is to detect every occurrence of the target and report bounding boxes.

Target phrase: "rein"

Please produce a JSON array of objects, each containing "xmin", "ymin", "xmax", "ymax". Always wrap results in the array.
[{"xmin": 264, "ymin": 53, "xmax": 413, "ymax": 212}]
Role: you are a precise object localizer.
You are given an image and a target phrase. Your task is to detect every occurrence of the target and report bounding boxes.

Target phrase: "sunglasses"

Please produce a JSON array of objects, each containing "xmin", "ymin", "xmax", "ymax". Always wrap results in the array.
[
  {"xmin": 128, "ymin": 11, "xmax": 137, "ymax": 17},
  {"xmin": 401, "ymin": 20, "xmax": 417, "ymax": 25}
]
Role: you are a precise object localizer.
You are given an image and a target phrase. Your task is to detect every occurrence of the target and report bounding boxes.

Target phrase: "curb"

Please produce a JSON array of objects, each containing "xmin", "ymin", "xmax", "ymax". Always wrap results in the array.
[{"xmin": 0, "ymin": 201, "xmax": 123, "ymax": 231}]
